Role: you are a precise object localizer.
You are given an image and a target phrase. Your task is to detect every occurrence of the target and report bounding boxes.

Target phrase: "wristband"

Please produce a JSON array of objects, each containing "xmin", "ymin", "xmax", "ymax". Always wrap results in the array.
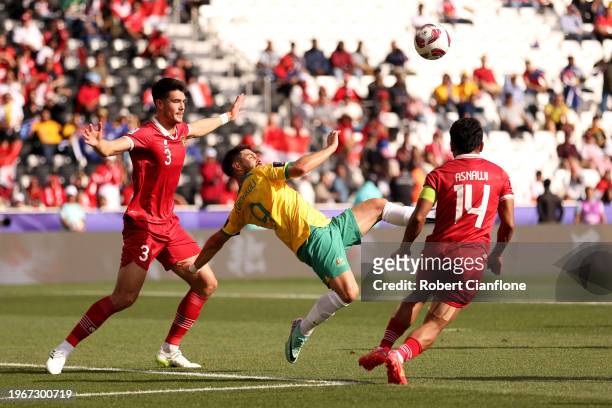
[
  {"xmin": 188, "ymin": 264, "xmax": 198, "ymax": 273},
  {"xmin": 220, "ymin": 113, "xmax": 230, "ymax": 125}
]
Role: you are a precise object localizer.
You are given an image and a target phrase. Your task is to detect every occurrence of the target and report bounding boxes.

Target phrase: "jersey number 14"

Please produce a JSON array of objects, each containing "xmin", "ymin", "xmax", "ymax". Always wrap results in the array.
[{"xmin": 453, "ymin": 184, "xmax": 490, "ymax": 228}]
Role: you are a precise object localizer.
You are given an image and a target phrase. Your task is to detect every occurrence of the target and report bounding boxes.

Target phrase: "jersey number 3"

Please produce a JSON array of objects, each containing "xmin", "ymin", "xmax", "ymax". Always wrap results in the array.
[{"xmin": 453, "ymin": 184, "xmax": 490, "ymax": 228}]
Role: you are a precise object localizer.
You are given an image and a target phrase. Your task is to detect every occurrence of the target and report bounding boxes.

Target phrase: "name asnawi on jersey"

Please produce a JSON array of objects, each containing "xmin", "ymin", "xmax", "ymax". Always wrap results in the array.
[{"xmin": 455, "ymin": 171, "xmax": 489, "ymax": 182}]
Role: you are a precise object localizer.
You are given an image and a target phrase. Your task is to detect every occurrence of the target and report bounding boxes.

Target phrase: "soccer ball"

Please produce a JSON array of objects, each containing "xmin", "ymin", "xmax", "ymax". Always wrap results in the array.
[{"xmin": 414, "ymin": 23, "xmax": 451, "ymax": 60}]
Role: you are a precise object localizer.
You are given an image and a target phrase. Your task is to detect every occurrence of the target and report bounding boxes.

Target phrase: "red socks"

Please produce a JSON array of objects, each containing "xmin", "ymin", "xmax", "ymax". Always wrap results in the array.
[
  {"xmin": 66, "ymin": 296, "xmax": 116, "ymax": 347},
  {"xmin": 165, "ymin": 290, "xmax": 208, "ymax": 346},
  {"xmin": 398, "ymin": 337, "xmax": 423, "ymax": 361},
  {"xmin": 379, "ymin": 317, "xmax": 409, "ymax": 349}
]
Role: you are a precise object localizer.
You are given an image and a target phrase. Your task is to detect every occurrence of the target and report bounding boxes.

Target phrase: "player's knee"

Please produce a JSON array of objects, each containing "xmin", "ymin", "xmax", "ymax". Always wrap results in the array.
[
  {"xmin": 338, "ymin": 284, "xmax": 359, "ymax": 304},
  {"xmin": 111, "ymin": 292, "xmax": 139, "ymax": 311},
  {"xmin": 369, "ymin": 198, "xmax": 388, "ymax": 215},
  {"xmin": 192, "ymin": 274, "xmax": 217, "ymax": 297}
]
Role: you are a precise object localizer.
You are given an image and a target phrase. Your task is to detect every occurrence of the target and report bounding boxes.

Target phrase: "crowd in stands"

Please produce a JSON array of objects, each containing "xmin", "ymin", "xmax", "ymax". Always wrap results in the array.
[
  {"xmin": 253, "ymin": 1, "xmax": 611, "ymax": 222},
  {"xmin": 0, "ymin": 0, "xmax": 610, "ymax": 229}
]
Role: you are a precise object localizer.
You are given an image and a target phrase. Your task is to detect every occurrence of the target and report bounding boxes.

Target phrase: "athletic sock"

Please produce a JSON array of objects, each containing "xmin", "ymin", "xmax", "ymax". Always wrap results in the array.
[
  {"xmin": 379, "ymin": 317, "xmax": 409, "ymax": 350},
  {"xmin": 164, "ymin": 290, "xmax": 208, "ymax": 346},
  {"xmin": 54, "ymin": 340, "xmax": 74, "ymax": 356},
  {"xmin": 66, "ymin": 296, "xmax": 116, "ymax": 347},
  {"xmin": 382, "ymin": 202, "xmax": 415, "ymax": 226},
  {"xmin": 162, "ymin": 342, "xmax": 179, "ymax": 353},
  {"xmin": 397, "ymin": 337, "xmax": 423, "ymax": 362},
  {"xmin": 299, "ymin": 291, "xmax": 349, "ymax": 337}
]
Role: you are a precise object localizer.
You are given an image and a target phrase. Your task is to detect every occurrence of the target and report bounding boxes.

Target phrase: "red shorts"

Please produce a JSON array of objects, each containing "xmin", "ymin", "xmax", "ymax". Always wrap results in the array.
[
  {"xmin": 407, "ymin": 243, "xmax": 488, "ymax": 307},
  {"xmin": 120, "ymin": 216, "xmax": 201, "ymax": 271}
]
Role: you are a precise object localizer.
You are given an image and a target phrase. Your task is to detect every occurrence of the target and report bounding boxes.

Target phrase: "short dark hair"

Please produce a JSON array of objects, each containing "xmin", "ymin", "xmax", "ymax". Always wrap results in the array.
[
  {"xmin": 152, "ymin": 77, "xmax": 186, "ymax": 102},
  {"xmin": 222, "ymin": 144, "xmax": 250, "ymax": 177},
  {"xmin": 543, "ymin": 179, "xmax": 551, "ymax": 189},
  {"xmin": 449, "ymin": 118, "xmax": 483, "ymax": 155}
]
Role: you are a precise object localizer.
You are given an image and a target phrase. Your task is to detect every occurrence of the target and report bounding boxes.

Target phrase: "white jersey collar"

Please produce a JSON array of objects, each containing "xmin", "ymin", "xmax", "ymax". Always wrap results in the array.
[
  {"xmin": 455, "ymin": 153, "xmax": 480, "ymax": 159},
  {"xmin": 152, "ymin": 117, "xmax": 178, "ymax": 140}
]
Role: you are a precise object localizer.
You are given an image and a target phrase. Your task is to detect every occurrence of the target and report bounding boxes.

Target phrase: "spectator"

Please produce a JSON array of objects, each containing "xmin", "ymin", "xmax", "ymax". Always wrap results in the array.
[
  {"xmin": 412, "ymin": 3, "xmax": 432, "ymax": 29},
  {"xmin": 557, "ymin": 126, "xmax": 581, "ymax": 162},
  {"xmin": 584, "ymin": 115, "xmax": 607, "ymax": 149},
  {"xmin": 499, "ymin": 92, "xmax": 533, "ymax": 138},
  {"xmin": 256, "ymin": 40, "xmax": 279, "ymax": 78},
  {"xmin": 390, "ymin": 162, "xmax": 414, "ymax": 205},
  {"xmin": 596, "ymin": 170, "xmax": 612, "ymax": 204},
  {"xmin": 332, "ymin": 163, "xmax": 351, "ymax": 203},
  {"xmin": 332, "ymin": 78, "xmax": 360, "ymax": 103},
  {"xmin": 330, "ymin": 41, "xmax": 353, "ymax": 79},
  {"xmin": 200, "ymin": 148, "xmax": 224, "ymax": 206},
  {"xmin": 11, "ymin": 11, "xmax": 44, "ymax": 51},
  {"xmin": 367, "ymin": 69, "xmax": 390, "ymax": 115},
  {"xmin": 560, "ymin": 56, "xmax": 584, "ymax": 110},
  {"xmin": 473, "ymin": 55, "xmax": 501, "ymax": 96},
  {"xmin": 575, "ymin": 187, "xmax": 606, "ymax": 224},
  {"xmin": 0, "ymin": 93, "xmax": 24, "ymax": 136},
  {"xmin": 312, "ymin": 86, "xmax": 336, "ymax": 132},
  {"xmin": 456, "ymin": 72, "xmax": 479, "ymax": 117},
  {"xmin": 76, "ymin": 73, "xmax": 102, "ymax": 119},
  {"xmin": 91, "ymin": 51, "xmax": 109, "ymax": 87},
  {"xmin": 187, "ymin": 76, "xmax": 214, "ymax": 110},
  {"xmin": 581, "ymin": 132, "xmax": 610, "ymax": 175},
  {"xmin": 594, "ymin": 56, "xmax": 611, "ymax": 113},
  {"xmin": 315, "ymin": 171, "xmax": 337, "ymax": 203},
  {"xmin": 594, "ymin": 6, "xmax": 612, "ymax": 42},
  {"xmin": 502, "ymin": 74, "xmax": 525, "ymax": 106},
  {"xmin": 352, "ymin": 41, "xmax": 373, "ymax": 76},
  {"xmin": 425, "ymin": 129, "xmax": 452, "ymax": 166},
  {"xmin": 531, "ymin": 170, "xmax": 545, "ymax": 202},
  {"xmin": 440, "ymin": 0, "xmax": 474, "ymax": 24},
  {"xmin": 144, "ymin": 30, "xmax": 171, "ymax": 58},
  {"xmin": 304, "ymin": 38, "xmax": 329, "ymax": 76},
  {"xmin": 384, "ymin": 41, "xmax": 408, "ymax": 68},
  {"xmin": 273, "ymin": 44, "xmax": 301, "ymax": 97},
  {"xmin": 537, "ymin": 179, "xmax": 563, "ymax": 223},
  {"xmin": 32, "ymin": 109, "xmax": 63, "ymax": 162},
  {"xmin": 432, "ymin": 73, "xmax": 459, "ymax": 113},
  {"xmin": 0, "ymin": 134, "xmax": 22, "ymax": 203},
  {"xmin": 560, "ymin": 4, "xmax": 590, "ymax": 42},
  {"xmin": 60, "ymin": 185, "xmax": 86, "ymax": 232},
  {"xmin": 544, "ymin": 94, "xmax": 569, "ymax": 133},
  {"xmin": 43, "ymin": 174, "xmax": 65, "ymax": 207},
  {"xmin": 353, "ymin": 176, "xmax": 383, "ymax": 205},
  {"xmin": 388, "ymin": 71, "xmax": 410, "ymax": 117},
  {"xmin": 219, "ymin": 179, "xmax": 239, "ymax": 206}
]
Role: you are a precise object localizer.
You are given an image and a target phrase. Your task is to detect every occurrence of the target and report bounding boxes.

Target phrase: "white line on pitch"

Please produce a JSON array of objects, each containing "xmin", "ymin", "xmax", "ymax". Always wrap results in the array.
[
  {"xmin": 0, "ymin": 363, "xmax": 359, "ymax": 385},
  {"xmin": 75, "ymin": 382, "xmax": 349, "ymax": 398},
  {"xmin": 42, "ymin": 290, "xmax": 323, "ymax": 300}
]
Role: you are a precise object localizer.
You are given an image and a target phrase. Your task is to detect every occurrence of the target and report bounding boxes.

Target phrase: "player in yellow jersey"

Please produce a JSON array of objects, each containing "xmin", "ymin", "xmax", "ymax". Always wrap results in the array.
[{"xmin": 183, "ymin": 130, "xmax": 421, "ymax": 363}]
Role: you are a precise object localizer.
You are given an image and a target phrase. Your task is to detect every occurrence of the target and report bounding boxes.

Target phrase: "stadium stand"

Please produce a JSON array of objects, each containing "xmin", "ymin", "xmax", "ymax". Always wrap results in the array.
[{"xmin": 0, "ymin": 0, "xmax": 610, "ymax": 217}]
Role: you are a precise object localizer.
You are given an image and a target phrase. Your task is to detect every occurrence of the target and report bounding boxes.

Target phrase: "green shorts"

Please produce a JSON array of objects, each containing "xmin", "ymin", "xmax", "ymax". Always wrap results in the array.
[{"xmin": 297, "ymin": 209, "xmax": 362, "ymax": 285}]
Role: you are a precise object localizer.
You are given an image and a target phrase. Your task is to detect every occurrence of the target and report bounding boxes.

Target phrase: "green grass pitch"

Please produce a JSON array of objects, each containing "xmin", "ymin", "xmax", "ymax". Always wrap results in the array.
[{"xmin": 1, "ymin": 278, "xmax": 611, "ymax": 407}]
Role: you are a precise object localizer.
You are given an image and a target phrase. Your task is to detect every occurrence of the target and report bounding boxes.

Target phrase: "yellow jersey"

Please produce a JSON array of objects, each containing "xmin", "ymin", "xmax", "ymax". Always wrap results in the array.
[{"xmin": 222, "ymin": 163, "xmax": 330, "ymax": 253}]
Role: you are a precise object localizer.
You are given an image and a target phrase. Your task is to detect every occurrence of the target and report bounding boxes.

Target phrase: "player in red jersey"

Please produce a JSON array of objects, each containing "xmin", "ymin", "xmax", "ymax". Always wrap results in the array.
[
  {"xmin": 358, "ymin": 118, "xmax": 515, "ymax": 384},
  {"xmin": 45, "ymin": 78, "xmax": 244, "ymax": 374}
]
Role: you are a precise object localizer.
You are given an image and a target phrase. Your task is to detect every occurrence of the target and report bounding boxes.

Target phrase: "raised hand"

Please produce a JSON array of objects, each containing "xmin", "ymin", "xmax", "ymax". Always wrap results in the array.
[
  {"xmin": 326, "ymin": 130, "xmax": 339, "ymax": 150},
  {"xmin": 83, "ymin": 122, "xmax": 104, "ymax": 148},
  {"xmin": 229, "ymin": 94, "xmax": 245, "ymax": 121}
]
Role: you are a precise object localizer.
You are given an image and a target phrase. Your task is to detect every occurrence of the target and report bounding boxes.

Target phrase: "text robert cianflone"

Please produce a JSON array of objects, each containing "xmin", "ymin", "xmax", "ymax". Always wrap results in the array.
[
  {"xmin": 372, "ymin": 279, "xmax": 527, "ymax": 292},
  {"xmin": 371, "ymin": 254, "xmax": 486, "ymax": 275}
]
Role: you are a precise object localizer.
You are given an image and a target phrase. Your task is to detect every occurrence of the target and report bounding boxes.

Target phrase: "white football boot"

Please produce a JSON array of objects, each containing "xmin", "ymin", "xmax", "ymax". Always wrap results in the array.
[{"xmin": 156, "ymin": 348, "xmax": 201, "ymax": 368}]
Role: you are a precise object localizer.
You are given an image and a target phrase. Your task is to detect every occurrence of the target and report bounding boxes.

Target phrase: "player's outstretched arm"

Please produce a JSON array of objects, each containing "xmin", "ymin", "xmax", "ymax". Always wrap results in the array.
[
  {"xmin": 187, "ymin": 229, "xmax": 232, "ymax": 273},
  {"xmin": 286, "ymin": 130, "xmax": 339, "ymax": 179},
  {"xmin": 187, "ymin": 94, "xmax": 245, "ymax": 139},
  {"xmin": 488, "ymin": 198, "xmax": 515, "ymax": 275},
  {"xmin": 401, "ymin": 197, "xmax": 434, "ymax": 244},
  {"xmin": 83, "ymin": 122, "xmax": 132, "ymax": 157}
]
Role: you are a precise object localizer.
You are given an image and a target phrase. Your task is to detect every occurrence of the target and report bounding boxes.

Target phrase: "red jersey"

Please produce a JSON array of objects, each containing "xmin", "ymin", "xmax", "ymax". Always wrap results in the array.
[
  {"xmin": 125, "ymin": 118, "xmax": 190, "ymax": 224},
  {"xmin": 425, "ymin": 153, "xmax": 513, "ymax": 243}
]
